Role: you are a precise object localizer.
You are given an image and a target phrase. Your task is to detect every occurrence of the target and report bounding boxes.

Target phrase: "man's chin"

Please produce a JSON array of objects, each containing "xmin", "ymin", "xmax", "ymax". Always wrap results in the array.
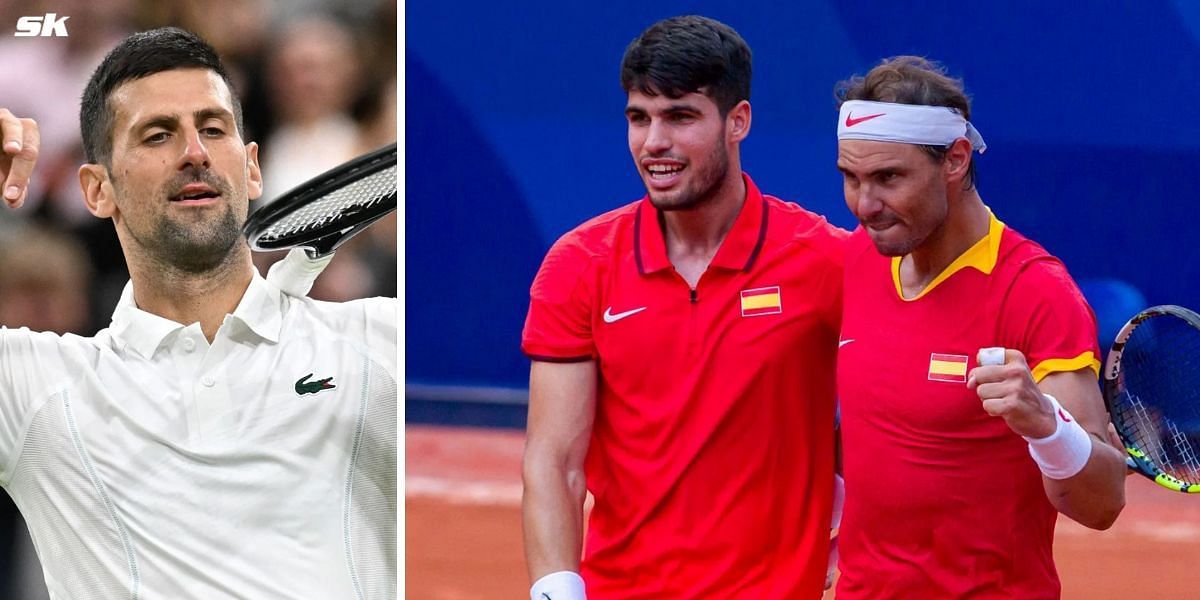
[
  {"xmin": 867, "ymin": 231, "xmax": 918, "ymax": 257},
  {"xmin": 164, "ymin": 239, "xmax": 243, "ymax": 273},
  {"xmin": 647, "ymin": 194, "xmax": 680, "ymax": 211},
  {"xmin": 647, "ymin": 189, "xmax": 706, "ymax": 212},
  {"xmin": 153, "ymin": 216, "xmax": 245, "ymax": 272}
]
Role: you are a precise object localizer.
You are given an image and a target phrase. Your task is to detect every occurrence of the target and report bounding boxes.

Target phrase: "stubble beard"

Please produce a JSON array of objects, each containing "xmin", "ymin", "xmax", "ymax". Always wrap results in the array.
[
  {"xmin": 117, "ymin": 168, "xmax": 248, "ymax": 275},
  {"xmin": 868, "ymin": 228, "xmax": 923, "ymax": 257},
  {"xmin": 152, "ymin": 204, "xmax": 245, "ymax": 274}
]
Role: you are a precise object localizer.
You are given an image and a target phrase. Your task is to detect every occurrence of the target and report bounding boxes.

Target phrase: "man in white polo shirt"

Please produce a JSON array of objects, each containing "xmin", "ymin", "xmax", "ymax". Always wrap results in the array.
[{"xmin": 0, "ymin": 27, "xmax": 395, "ymax": 599}]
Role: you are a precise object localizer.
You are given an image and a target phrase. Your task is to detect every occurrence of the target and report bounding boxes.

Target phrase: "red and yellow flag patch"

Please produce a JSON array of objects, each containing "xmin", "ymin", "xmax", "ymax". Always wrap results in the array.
[
  {"xmin": 740, "ymin": 286, "xmax": 782, "ymax": 317},
  {"xmin": 928, "ymin": 353, "xmax": 969, "ymax": 382}
]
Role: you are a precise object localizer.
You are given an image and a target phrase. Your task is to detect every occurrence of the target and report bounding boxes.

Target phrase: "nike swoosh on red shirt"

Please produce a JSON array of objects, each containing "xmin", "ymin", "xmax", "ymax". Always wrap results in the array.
[{"xmin": 844, "ymin": 112, "xmax": 885, "ymax": 127}]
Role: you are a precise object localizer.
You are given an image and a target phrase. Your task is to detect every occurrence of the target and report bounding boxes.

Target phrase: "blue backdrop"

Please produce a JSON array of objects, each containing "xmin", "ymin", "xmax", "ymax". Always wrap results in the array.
[{"xmin": 407, "ymin": 0, "xmax": 1200, "ymax": 401}]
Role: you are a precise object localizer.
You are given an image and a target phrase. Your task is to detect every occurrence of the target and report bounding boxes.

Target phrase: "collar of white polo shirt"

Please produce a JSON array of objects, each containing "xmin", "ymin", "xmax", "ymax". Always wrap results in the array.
[{"xmin": 109, "ymin": 271, "xmax": 284, "ymax": 358}]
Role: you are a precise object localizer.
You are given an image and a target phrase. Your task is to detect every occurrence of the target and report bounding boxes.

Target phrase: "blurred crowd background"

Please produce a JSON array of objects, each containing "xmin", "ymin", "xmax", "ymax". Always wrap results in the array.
[{"xmin": 0, "ymin": 0, "xmax": 397, "ymax": 596}]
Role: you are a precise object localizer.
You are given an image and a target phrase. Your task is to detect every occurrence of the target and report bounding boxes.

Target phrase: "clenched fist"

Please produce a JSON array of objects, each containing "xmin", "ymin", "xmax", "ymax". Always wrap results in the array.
[{"xmin": 968, "ymin": 348, "xmax": 1057, "ymax": 439}]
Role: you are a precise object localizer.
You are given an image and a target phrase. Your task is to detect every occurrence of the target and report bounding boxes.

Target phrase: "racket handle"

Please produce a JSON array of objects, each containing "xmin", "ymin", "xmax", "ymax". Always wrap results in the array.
[
  {"xmin": 266, "ymin": 248, "xmax": 334, "ymax": 297},
  {"xmin": 979, "ymin": 346, "xmax": 1006, "ymax": 366}
]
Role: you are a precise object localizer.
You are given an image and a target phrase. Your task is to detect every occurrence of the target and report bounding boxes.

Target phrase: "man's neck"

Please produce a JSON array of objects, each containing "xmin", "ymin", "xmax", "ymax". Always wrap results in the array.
[
  {"xmin": 660, "ymin": 171, "xmax": 746, "ymax": 287},
  {"xmin": 126, "ymin": 247, "xmax": 256, "ymax": 342},
  {"xmin": 900, "ymin": 188, "xmax": 989, "ymax": 296}
]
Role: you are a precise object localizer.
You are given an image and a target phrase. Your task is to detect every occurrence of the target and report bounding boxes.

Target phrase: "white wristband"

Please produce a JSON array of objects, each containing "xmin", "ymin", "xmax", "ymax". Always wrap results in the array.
[
  {"xmin": 1023, "ymin": 394, "xmax": 1092, "ymax": 480},
  {"xmin": 831, "ymin": 473, "xmax": 845, "ymax": 530},
  {"xmin": 530, "ymin": 571, "xmax": 586, "ymax": 600}
]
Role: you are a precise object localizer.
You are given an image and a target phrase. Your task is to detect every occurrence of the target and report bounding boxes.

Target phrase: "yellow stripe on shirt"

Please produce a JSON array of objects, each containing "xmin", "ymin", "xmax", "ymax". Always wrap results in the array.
[{"xmin": 1031, "ymin": 351, "xmax": 1100, "ymax": 382}]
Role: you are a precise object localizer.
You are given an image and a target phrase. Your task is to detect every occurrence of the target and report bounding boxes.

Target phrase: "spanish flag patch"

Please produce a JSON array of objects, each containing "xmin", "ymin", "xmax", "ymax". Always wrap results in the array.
[
  {"xmin": 928, "ymin": 353, "xmax": 969, "ymax": 383},
  {"xmin": 740, "ymin": 286, "xmax": 782, "ymax": 317}
]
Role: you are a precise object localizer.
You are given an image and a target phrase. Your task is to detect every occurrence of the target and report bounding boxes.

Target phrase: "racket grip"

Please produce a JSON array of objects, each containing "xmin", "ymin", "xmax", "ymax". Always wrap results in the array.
[
  {"xmin": 266, "ymin": 248, "xmax": 334, "ymax": 297},
  {"xmin": 979, "ymin": 347, "xmax": 1006, "ymax": 366}
]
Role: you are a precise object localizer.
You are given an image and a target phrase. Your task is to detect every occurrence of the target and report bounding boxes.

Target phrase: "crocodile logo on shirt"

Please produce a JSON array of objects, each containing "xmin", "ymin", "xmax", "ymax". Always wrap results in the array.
[{"xmin": 295, "ymin": 373, "xmax": 336, "ymax": 396}]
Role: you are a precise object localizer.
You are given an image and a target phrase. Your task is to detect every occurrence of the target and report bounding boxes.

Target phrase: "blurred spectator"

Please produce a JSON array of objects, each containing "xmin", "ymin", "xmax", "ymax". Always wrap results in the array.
[
  {"xmin": 0, "ymin": 225, "xmax": 94, "ymax": 335},
  {"xmin": 261, "ymin": 15, "xmax": 364, "ymax": 201},
  {"xmin": 0, "ymin": 0, "xmax": 136, "ymax": 338},
  {"xmin": 0, "ymin": 0, "xmax": 135, "ymax": 225},
  {"xmin": 356, "ymin": 76, "xmax": 397, "ymax": 155},
  {"xmin": 167, "ymin": 0, "xmax": 276, "ymax": 142},
  {"xmin": 251, "ymin": 12, "xmax": 397, "ymax": 300},
  {"xmin": 333, "ymin": 71, "xmax": 397, "ymax": 300}
]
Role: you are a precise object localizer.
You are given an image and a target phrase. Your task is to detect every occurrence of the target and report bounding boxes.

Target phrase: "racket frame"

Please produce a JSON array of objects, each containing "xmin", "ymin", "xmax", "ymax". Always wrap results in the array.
[
  {"xmin": 1103, "ymin": 304, "xmax": 1200, "ymax": 493},
  {"xmin": 243, "ymin": 142, "xmax": 397, "ymax": 258}
]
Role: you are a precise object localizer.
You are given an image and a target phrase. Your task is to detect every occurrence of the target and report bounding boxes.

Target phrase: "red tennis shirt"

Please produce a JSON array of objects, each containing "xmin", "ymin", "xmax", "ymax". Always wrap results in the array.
[
  {"xmin": 522, "ymin": 175, "xmax": 847, "ymax": 598},
  {"xmin": 836, "ymin": 213, "xmax": 1101, "ymax": 599}
]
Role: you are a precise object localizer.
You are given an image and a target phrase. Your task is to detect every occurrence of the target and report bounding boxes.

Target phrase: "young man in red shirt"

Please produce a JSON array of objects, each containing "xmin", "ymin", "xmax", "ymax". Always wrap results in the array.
[
  {"xmin": 833, "ymin": 56, "xmax": 1127, "ymax": 598},
  {"xmin": 521, "ymin": 15, "xmax": 846, "ymax": 600}
]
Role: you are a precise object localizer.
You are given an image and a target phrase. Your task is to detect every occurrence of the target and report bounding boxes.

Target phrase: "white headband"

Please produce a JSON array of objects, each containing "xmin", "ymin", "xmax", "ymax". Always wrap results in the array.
[{"xmin": 836, "ymin": 100, "xmax": 987, "ymax": 153}]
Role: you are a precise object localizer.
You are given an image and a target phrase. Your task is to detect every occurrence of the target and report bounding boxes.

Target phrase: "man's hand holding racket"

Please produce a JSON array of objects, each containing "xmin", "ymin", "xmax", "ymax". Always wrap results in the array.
[
  {"xmin": 0, "ymin": 109, "xmax": 39, "ymax": 209},
  {"xmin": 968, "ymin": 348, "xmax": 1058, "ymax": 439}
]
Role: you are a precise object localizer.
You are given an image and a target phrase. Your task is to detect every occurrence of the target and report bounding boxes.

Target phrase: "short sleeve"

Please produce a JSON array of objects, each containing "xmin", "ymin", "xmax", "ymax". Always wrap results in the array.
[
  {"xmin": 363, "ymin": 297, "xmax": 398, "ymax": 379},
  {"xmin": 1000, "ymin": 258, "xmax": 1101, "ymax": 382},
  {"xmin": 0, "ymin": 328, "xmax": 65, "ymax": 482},
  {"xmin": 520, "ymin": 235, "xmax": 596, "ymax": 362}
]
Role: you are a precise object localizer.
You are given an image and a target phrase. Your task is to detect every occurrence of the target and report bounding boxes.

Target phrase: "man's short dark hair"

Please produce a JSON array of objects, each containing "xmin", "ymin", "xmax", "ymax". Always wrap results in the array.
[
  {"xmin": 620, "ymin": 15, "xmax": 751, "ymax": 116},
  {"xmin": 80, "ymin": 27, "xmax": 244, "ymax": 166},
  {"xmin": 835, "ymin": 56, "xmax": 978, "ymax": 189}
]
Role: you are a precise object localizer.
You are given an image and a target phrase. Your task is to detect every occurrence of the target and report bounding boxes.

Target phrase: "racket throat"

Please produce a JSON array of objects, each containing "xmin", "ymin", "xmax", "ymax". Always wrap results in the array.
[{"xmin": 303, "ymin": 214, "xmax": 390, "ymax": 258}]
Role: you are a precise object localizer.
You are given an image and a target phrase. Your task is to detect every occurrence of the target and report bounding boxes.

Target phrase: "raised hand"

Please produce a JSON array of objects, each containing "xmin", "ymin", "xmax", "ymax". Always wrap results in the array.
[
  {"xmin": 0, "ymin": 109, "xmax": 40, "ymax": 208},
  {"xmin": 968, "ymin": 348, "xmax": 1057, "ymax": 439}
]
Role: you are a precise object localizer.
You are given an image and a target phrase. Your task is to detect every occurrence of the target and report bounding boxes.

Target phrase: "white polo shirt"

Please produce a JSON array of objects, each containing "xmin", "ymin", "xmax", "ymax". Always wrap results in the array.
[{"xmin": 0, "ymin": 272, "xmax": 397, "ymax": 599}]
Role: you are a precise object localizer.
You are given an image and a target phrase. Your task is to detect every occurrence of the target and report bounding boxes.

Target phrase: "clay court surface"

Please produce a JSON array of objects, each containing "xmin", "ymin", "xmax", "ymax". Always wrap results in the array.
[{"xmin": 406, "ymin": 425, "xmax": 1200, "ymax": 599}]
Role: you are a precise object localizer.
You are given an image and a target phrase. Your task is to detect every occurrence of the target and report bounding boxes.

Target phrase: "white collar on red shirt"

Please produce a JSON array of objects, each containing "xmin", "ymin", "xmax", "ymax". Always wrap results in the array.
[{"xmin": 109, "ymin": 271, "xmax": 284, "ymax": 358}]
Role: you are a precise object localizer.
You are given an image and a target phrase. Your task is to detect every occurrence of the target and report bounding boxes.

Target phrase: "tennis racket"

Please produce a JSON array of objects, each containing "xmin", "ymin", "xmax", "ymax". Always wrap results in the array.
[
  {"xmin": 1103, "ymin": 304, "xmax": 1200, "ymax": 493},
  {"xmin": 243, "ymin": 142, "xmax": 396, "ymax": 258}
]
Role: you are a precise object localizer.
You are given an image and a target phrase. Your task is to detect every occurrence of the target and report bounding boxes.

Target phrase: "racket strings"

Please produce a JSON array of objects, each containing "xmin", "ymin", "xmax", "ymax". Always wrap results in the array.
[
  {"xmin": 257, "ymin": 165, "xmax": 397, "ymax": 242},
  {"xmin": 1112, "ymin": 313, "xmax": 1200, "ymax": 484},
  {"xmin": 1169, "ymin": 421, "xmax": 1200, "ymax": 475},
  {"xmin": 1119, "ymin": 392, "xmax": 1176, "ymax": 472}
]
